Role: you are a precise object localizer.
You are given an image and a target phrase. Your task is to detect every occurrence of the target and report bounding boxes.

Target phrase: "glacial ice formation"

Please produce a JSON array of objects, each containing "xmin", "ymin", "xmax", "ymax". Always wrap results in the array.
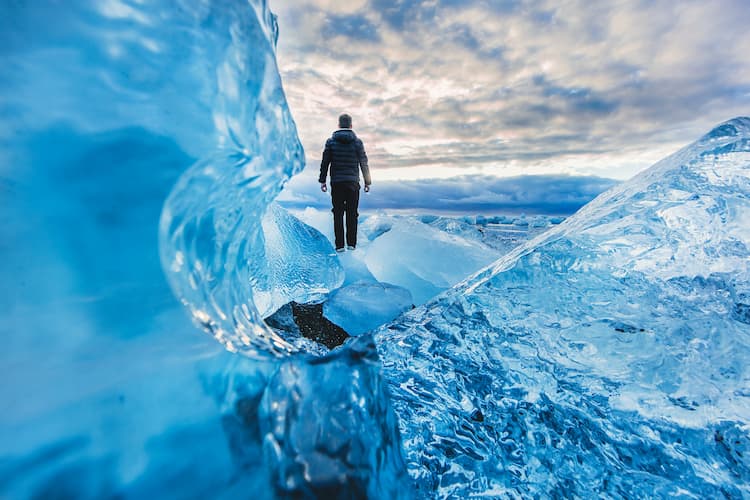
[
  {"xmin": 3, "ymin": 0, "xmax": 749, "ymax": 497},
  {"xmin": 374, "ymin": 117, "xmax": 750, "ymax": 498},
  {"xmin": 0, "ymin": 1, "xmax": 405, "ymax": 497}
]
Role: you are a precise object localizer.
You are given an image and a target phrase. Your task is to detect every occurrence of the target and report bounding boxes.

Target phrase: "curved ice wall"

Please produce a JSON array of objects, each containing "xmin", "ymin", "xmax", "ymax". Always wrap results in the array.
[
  {"xmin": 2, "ymin": 0, "xmax": 330, "ymax": 357},
  {"xmin": 0, "ymin": 1, "xmax": 370, "ymax": 496},
  {"xmin": 155, "ymin": 4, "xmax": 344, "ymax": 358}
]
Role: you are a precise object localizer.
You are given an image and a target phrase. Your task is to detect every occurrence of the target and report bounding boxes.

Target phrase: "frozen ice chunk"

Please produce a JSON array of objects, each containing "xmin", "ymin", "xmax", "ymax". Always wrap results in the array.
[
  {"xmin": 374, "ymin": 117, "xmax": 750, "ymax": 498},
  {"xmin": 259, "ymin": 337, "xmax": 413, "ymax": 498},
  {"xmin": 336, "ymin": 249, "xmax": 378, "ymax": 286},
  {"xmin": 363, "ymin": 216, "xmax": 501, "ymax": 304},
  {"xmin": 255, "ymin": 203, "xmax": 343, "ymax": 318},
  {"xmin": 323, "ymin": 281, "xmax": 413, "ymax": 336}
]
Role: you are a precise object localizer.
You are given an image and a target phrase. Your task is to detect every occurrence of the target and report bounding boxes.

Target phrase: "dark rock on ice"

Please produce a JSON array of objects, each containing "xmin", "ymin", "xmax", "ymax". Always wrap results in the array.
[{"xmin": 265, "ymin": 302, "xmax": 350, "ymax": 349}]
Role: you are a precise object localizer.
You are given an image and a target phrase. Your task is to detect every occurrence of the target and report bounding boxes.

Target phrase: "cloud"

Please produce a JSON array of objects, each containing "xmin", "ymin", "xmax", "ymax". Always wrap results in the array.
[
  {"xmin": 273, "ymin": 0, "xmax": 750, "ymax": 182},
  {"xmin": 323, "ymin": 13, "xmax": 381, "ymax": 42},
  {"xmin": 532, "ymin": 75, "xmax": 619, "ymax": 116},
  {"xmin": 370, "ymin": 0, "xmax": 437, "ymax": 30},
  {"xmin": 278, "ymin": 168, "xmax": 619, "ymax": 215}
]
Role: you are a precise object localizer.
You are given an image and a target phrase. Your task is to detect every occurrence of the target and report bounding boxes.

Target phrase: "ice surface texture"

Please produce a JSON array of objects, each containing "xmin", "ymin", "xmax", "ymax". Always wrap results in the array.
[
  {"xmin": 324, "ymin": 281, "xmax": 413, "ymax": 336},
  {"xmin": 375, "ymin": 117, "xmax": 750, "ymax": 497},
  {"xmin": 0, "ymin": 0, "xmax": 403, "ymax": 497},
  {"xmin": 355, "ymin": 214, "xmax": 503, "ymax": 305}
]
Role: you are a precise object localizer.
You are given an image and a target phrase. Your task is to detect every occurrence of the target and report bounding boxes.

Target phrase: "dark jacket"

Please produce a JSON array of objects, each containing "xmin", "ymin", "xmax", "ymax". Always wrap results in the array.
[{"xmin": 319, "ymin": 129, "xmax": 371, "ymax": 186}]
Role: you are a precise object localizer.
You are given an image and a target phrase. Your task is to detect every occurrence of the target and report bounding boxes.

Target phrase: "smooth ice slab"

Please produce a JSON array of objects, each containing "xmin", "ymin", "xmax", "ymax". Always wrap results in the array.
[
  {"xmin": 323, "ymin": 281, "xmax": 413, "ymax": 336},
  {"xmin": 361, "ymin": 215, "xmax": 502, "ymax": 304}
]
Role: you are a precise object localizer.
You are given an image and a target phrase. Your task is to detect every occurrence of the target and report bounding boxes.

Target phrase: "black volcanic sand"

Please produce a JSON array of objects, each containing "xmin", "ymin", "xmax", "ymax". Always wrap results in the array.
[{"xmin": 265, "ymin": 301, "xmax": 350, "ymax": 349}]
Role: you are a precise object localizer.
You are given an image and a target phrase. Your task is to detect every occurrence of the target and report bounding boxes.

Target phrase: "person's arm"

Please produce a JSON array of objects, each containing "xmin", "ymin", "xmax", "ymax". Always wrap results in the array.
[
  {"xmin": 319, "ymin": 140, "xmax": 332, "ymax": 192},
  {"xmin": 357, "ymin": 139, "xmax": 371, "ymax": 192}
]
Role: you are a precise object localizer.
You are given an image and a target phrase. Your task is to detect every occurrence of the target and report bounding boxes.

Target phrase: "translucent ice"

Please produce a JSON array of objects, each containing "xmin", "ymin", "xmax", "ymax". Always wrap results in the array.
[
  {"xmin": 375, "ymin": 117, "xmax": 750, "ymax": 498},
  {"xmin": 324, "ymin": 281, "xmax": 413, "ymax": 336},
  {"xmin": 361, "ymin": 215, "xmax": 502, "ymax": 304},
  {"xmin": 255, "ymin": 203, "xmax": 343, "ymax": 318},
  {"xmin": 0, "ymin": 0, "xmax": 404, "ymax": 497}
]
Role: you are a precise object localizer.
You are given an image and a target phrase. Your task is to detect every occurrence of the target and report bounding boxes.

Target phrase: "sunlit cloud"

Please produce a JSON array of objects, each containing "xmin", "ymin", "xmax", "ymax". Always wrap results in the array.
[{"xmin": 273, "ymin": 0, "xmax": 750, "ymax": 185}]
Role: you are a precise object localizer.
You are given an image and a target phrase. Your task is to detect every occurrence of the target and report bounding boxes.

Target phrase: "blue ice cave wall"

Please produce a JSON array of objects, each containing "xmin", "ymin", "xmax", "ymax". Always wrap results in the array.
[
  {"xmin": 0, "ymin": 1, "xmax": 409, "ymax": 497},
  {"xmin": 374, "ymin": 117, "xmax": 750, "ymax": 498}
]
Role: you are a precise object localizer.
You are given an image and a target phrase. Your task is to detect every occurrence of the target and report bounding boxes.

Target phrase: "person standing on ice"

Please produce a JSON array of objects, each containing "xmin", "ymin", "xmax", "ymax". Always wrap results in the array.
[{"xmin": 319, "ymin": 113, "xmax": 372, "ymax": 252}]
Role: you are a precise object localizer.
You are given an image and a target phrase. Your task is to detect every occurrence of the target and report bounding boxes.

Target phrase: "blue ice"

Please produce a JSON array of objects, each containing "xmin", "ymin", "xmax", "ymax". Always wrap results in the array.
[{"xmin": 1, "ymin": 0, "xmax": 749, "ymax": 498}]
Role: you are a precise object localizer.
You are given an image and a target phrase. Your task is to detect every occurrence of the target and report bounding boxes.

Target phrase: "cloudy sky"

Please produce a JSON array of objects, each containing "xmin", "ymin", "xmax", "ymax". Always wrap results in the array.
[{"xmin": 273, "ymin": 0, "xmax": 750, "ymax": 213}]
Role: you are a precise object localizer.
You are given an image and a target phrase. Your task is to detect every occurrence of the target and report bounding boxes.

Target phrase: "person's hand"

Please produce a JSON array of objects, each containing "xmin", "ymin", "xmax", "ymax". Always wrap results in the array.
[
  {"xmin": 320, "ymin": 183, "xmax": 327, "ymax": 193},
  {"xmin": 364, "ymin": 185, "xmax": 370, "ymax": 193}
]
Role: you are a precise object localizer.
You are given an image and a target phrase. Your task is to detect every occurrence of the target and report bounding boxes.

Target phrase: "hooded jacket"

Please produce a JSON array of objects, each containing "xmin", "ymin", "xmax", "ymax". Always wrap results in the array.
[{"xmin": 319, "ymin": 129, "xmax": 371, "ymax": 186}]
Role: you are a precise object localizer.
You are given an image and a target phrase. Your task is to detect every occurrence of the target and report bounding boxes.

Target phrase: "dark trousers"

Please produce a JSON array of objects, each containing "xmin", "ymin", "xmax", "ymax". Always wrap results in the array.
[{"xmin": 331, "ymin": 181, "xmax": 360, "ymax": 249}]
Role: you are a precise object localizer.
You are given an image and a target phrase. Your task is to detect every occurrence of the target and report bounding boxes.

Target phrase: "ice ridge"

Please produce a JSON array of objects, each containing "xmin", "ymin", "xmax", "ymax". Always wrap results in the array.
[{"xmin": 375, "ymin": 117, "xmax": 750, "ymax": 498}]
